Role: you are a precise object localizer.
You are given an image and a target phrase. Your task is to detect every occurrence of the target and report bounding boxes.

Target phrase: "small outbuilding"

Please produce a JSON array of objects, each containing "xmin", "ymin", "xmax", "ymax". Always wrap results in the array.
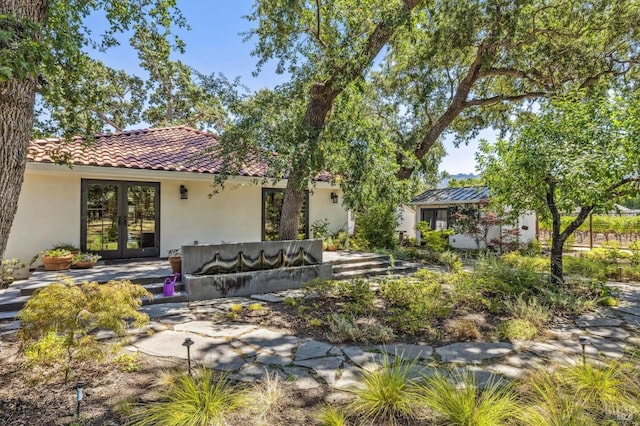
[{"xmin": 409, "ymin": 186, "xmax": 536, "ymax": 250}]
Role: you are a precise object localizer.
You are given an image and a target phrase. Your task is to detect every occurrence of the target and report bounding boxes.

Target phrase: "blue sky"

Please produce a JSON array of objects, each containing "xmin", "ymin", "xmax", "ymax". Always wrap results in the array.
[{"xmin": 88, "ymin": 1, "xmax": 479, "ymax": 174}]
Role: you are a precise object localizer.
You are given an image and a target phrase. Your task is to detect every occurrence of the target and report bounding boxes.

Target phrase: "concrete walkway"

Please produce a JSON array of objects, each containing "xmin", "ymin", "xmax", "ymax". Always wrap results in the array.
[{"xmin": 121, "ymin": 281, "xmax": 640, "ymax": 390}]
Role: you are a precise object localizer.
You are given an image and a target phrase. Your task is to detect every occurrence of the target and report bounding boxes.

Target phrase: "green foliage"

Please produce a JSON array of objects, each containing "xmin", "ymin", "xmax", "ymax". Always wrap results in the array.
[
  {"xmin": 18, "ymin": 279, "xmax": 150, "ymax": 381},
  {"xmin": 318, "ymin": 406, "xmax": 347, "ymax": 426},
  {"xmin": 41, "ymin": 248, "xmax": 72, "ymax": 258},
  {"xmin": 130, "ymin": 368, "xmax": 245, "ymax": 426},
  {"xmin": 0, "ymin": 258, "xmax": 24, "ymax": 288},
  {"xmin": 498, "ymin": 319, "xmax": 538, "ymax": 341},
  {"xmin": 355, "ymin": 203, "xmax": 399, "ymax": 249},
  {"xmin": 113, "ymin": 352, "xmax": 141, "ymax": 372},
  {"xmin": 348, "ymin": 356, "xmax": 422, "ymax": 426},
  {"xmin": 419, "ymin": 369, "xmax": 519, "ymax": 426},
  {"xmin": 479, "ymin": 91, "xmax": 640, "ymax": 283},
  {"xmin": 311, "ymin": 218, "xmax": 331, "ymax": 240},
  {"xmin": 380, "ymin": 275, "xmax": 450, "ymax": 335},
  {"xmin": 504, "ymin": 296, "xmax": 549, "ymax": 328},
  {"xmin": 519, "ymin": 361, "xmax": 640, "ymax": 425},
  {"xmin": 437, "ymin": 250, "xmax": 463, "ymax": 272},
  {"xmin": 304, "ymin": 279, "xmax": 375, "ymax": 316},
  {"xmin": 417, "ymin": 226, "xmax": 453, "ymax": 253},
  {"xmin": 325, "ymin": 313, "xmax": 394, "ymax": 344}
]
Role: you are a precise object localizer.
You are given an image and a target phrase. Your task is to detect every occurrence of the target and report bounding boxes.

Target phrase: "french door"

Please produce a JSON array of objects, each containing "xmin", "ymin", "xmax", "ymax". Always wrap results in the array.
[{"xmin": 81, "ymin": 180, "xmax": 160, "ymax": 259}]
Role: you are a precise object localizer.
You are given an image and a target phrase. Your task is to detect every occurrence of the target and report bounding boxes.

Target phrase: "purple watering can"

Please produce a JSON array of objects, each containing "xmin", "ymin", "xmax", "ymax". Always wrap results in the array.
[{"xmin": 163, "ymin": 272, "xmax": 180, "ymax": 297}]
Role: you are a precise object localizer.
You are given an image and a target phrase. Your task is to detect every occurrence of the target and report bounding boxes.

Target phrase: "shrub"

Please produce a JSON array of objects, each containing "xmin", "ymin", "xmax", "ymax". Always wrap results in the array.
[
  {"xmin": 437, "ymin": 250, "xmax": 463, "ymax": 272},
  {"xmin": 130, "ymin": 368, "xmax": 245, "ymax": 426},
  {"xmin": 348, "ymin": 356, "xmax": 422, "ymax": 425},
  {"xmin": 229, "ymin": 303, "xmax": 244, "ymax": 313},
  {"xmin": 418, "ymin": 369, "xmax": 519, "ymax": 426},
  {"xmin": 498, "ymin": 319, "xmax": 538, "ymax": 341},
  {"xmin": 325, "ymin": 313, "xmax": 394, "ymax": 344},
  {"xmin": 380, "ymin": 277, "xmax": 450, "ymax": 335},
  {"xmin": 445, "ymin": 319, "xmax": 482, "ymax": 341},
  {"xmin": 18, "ymin": 279, "xmax": 150, "ymax": 381},
  {"xmin": 356, "ymin": 204, "xmax": 399, "ymax": 249},
  {"xmin": 1, "ymin": 258, "xmax": 24, "ymax": 289},
  {"xmin": 417, "ymin": 227, "xmax": 453, "ymax": 253},
  {"xmin": 318, "ymin": 406, "xmax": 347, "ymax": 426},
  {"xmin": 504, "ymin": 296, "xmax": 549, "ymax": 328},
  {"xmin": 243, "ymin": 371, "xmax": 287, "ymax": 425}
]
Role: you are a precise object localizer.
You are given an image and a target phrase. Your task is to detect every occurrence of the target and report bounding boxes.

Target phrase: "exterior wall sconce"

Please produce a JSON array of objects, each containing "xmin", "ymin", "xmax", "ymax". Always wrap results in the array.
[
  {"xmin": 180, "ymin": 185, "xmax": 188, "ymax": 200},
  {"xmin": 330, "ymin": 192, "xmax": 338, "ymax": 204}
]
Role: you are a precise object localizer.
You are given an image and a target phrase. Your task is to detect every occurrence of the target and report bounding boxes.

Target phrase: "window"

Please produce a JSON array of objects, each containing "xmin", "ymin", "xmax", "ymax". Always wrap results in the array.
[
  {"xmin": 262, "ymin": 188, "xmax": 309, "ymax": 240},
  {"xmin": 420, "ymin": 208, "xmax": 450, "ymax": 230}
]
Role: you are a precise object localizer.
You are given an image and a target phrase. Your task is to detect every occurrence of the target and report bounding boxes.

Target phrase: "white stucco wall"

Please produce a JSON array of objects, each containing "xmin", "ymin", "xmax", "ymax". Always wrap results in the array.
[
  {"xmin": 413, "ymin": 203, "xmax": 537, "ymax": 250},
  {"xmin": 5, "ymin": 164, "xmax": 347, "ymax": 273}
]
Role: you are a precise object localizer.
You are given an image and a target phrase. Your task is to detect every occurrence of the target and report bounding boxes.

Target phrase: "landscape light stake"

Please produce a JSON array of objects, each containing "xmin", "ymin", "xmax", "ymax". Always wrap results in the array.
[
  {"xmin": 76, "ymin": 381, "xmax": 85, "ymax": 418},
  {"xmin": 182, "ymin": 338, "xmax": 195, "ymax": 376},
  {"xmin": 579, "ymin": 336, "xmax": 589, "ymax": 366}
]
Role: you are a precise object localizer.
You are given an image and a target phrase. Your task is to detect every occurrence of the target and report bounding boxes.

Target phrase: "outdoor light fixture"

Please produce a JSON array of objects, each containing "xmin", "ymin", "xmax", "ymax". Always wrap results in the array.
[
  {"xmin": 330, "ymin": 192, "xmax": 338, "ymax": 204},
  {"xmin": 76, "ymin": 381, "xmax": 85, "ymax": 418},
  {"xmin": 180, "ymin": 185, "xmax": 188, "ymax": 200},
  {"xmin": 578, "ymin": 336, "xmax": 589, "ymax": 366},
  {"xmin": 182, "ymin": 337, "xmax": 195, "ymax": 376}
]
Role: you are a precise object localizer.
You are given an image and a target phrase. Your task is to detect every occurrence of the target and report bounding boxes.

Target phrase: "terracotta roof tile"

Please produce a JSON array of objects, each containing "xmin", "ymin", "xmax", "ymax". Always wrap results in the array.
[{"xmin": 27, "ymin": 126, "xmax": 280, "ymax": 178}]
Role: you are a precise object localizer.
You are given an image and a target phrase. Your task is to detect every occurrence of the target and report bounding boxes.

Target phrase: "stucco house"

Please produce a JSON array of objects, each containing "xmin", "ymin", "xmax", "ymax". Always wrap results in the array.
[
  {"xmin": 5, "ymin": 126, "xmax": 348, "ymax": 269},
  {"xmin": 410, "ymin": 186, "xmax": 536, "ymax": 250}
]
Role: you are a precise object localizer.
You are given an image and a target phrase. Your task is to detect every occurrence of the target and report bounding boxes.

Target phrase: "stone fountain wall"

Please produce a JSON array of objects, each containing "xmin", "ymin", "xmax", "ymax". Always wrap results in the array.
[{"xmin": 182, "ymin": 239, "xmax": 333, "ymax": 300}]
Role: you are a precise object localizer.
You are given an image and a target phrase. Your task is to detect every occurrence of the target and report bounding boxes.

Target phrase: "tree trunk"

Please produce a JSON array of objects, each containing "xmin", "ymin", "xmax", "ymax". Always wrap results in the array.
[
  {"xmin": 550, "ymin": 224, "xmax": 565, "ymax": 286},
  {"xmin": 278, "ymin": 0, "xmax": 422, "ymax": 240},
  {"xmin": 0, "ymin": 0, "xmax": 47, "ymax": 260}
]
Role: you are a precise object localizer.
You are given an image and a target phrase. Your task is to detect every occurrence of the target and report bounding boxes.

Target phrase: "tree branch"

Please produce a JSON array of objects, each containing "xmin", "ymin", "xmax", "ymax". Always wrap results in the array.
[
  {"xmin": 91, "ymin": 110, "xmax": 122, "ymax": 132},
  {"xmin": 463, "ymin": 91, "xmax": 547, "ymax": 108}
]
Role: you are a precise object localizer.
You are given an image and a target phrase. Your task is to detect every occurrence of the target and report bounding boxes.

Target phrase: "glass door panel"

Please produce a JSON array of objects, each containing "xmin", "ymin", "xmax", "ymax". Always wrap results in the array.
[
  {"xmin": 82, "ymin": 180, "xmax": 160, "ymax": 258},
  {"xmin": 125, "ymin": 185, "xmax": 158, "ymax": 254},
  {"xmin": 86, "ymin": 184, "xmax": 119, "ymax": 253}
]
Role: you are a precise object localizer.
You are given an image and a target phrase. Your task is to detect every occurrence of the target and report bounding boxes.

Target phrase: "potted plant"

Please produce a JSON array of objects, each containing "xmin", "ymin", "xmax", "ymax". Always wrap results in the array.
[
  {"xmin": 324, "ymin": 237, "xmax": 338, "ymax": 251},
  {"xmin": 72, "ymin": 253, "xmax": 102, "ymax": 269},
  {"xmin": 168, "ymin": 249, "xmax": 182, "ymax": 274},
  {"xmin": 40, "ymin": 249, "xmax": 73, "ymax": 271},
  {"xmin": 52, "ymin": 242, "xmax": 81, "ymax": 255}
]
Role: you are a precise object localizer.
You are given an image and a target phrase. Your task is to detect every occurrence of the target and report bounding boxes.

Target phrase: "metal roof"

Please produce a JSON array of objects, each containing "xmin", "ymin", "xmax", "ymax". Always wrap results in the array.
[{"xmin": 410, "ymin": 186, "xmax": 490, "ymax": 205}]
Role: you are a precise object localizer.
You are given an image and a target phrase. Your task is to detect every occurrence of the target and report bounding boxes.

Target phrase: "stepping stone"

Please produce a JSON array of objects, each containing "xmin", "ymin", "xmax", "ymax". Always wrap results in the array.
[
  {"xmin": 158, "ymin": 314, "xmax": 197, "ymax": 325},
  {"xmin": 0, "ymin": 320, "xmax": 20, "ymax": 331},
  {"xmin": 588, "ymin": 336, "xmax": 626, "ymax": 359},
  {"xmin": 140, "ymin": 303, "xmax": 190, "ymax": 319},
  {"xmin": 521, "ymin": 341, "xmax": 579, "ymax": 366},
  {"xmin": 131, "ymin": 330, "xmax": 246, "ymax": 371},
  {"xmin": 453, "ymin": 366, "xmax": 508, "ymax": 389},
  {"xmin": 230, "ymin": 365, "xmax": 284, "ymax": 383},
  {"xmin": 575, "ymin": 317, "xmax": 623, "ymax": 327},
  {"xmin": 294, "ymin": 356, "xmax": 345, "ymax": 387},
  {"xmin": 250, "ymin": 293, "xmax": 284, "ymax": 303},
  {"xmin": 238, "ymin": 329, "xmax": 299, "ymax": 356},
  {"xmin": 376, "ymin": 344, "xmax": 433, "ymax": 360},
  {"xmin": 619, "ymin": 314, "xmax": 640, "ymax": 330},
  {"xmin": 586, "ymin": 327, "xmax": 630, "ymax": 341},
  {"xmin": 295, "ymin": 340, "xmax": 334, "ymax": 361},
  {"xmin": 229, "ymin": 339, "xmax": 259, "ymax": 357},
  {"xmin": 435, "ymin": 342, "xmax": 513, "ymax": 364},
  {"xmin": 282, "ymin": 366, "xmax": 321, "ymax": 390},
  {"xmin": 613, "ymin": 305, "xmax": 640, "ymax": 318},
  {"xmin": 342, "ymin": 346, "xmax": 388, "ymax": 371},
  {"xmin": 174, "ymin": 321, "xmax": 257, "ymax": 338},
  {"xmin": 333, "ymin": 366, "xmax": 363, "ymax": 390},
  {"xmin": 486, "ymin": 363, "xmax": 527, "ymax": 379},
  {"xmin": 149, "ymin": 322, "xmax": 169, "ymax": 332},
  {"xmin": 256, "ymin": 353, "xmax": 293, "ymax": 366}
]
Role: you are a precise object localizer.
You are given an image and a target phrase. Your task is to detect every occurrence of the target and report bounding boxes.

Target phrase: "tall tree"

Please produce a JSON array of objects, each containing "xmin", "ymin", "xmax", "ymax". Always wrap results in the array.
[
  {"xmin": 477, "ymin": 91, "xmax": 640, "ymax": 285},
  {"xmin": 378, "ymin": 0, "xmax": 640, "ymax": 179},
  {"xmin": 245, "ymin": 0, "xmax": 423, "ymax": 240},
  {"xmin": 0, "ymin": 0, "xmax": 184, "ymax": 259}
]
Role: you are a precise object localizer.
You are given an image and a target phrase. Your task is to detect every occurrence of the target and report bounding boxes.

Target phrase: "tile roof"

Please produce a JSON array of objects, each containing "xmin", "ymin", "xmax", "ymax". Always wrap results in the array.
[
  {"xmin": 410, "ymin": 186, "xmax": 490, "ymax": 205},
  {"xmin": 27, "ymin": 126, "xmax": 316, "ymax": 180}
]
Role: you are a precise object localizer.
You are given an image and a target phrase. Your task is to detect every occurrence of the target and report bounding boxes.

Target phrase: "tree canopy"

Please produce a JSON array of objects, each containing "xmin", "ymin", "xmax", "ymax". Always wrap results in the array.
[{"xmin": 477, "ymin": 90, "xmax": 640, "ymax": 283}]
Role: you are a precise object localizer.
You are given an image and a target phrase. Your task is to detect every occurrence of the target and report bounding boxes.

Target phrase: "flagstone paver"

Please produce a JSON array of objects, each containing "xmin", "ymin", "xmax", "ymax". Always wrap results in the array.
[
  {"xmin": 250, "ymin": 293, "xmax": 285, "ymax": 303},
  {"xmin": 295, "ymin": 340, "xmax": 335, "ymax": 361},
  {"xmin": 435, "ymin": 342, "xmax": 513, "ymax": 364},
  {"xmin": 256, "ymin": 353, "xmax": 293, "ymax": 366},
  {"xmin": 140, "ymin": 302, "xmax": 191, "ymax": 319},
  {"xmin": 174, "ymin": 321, "xmax": 257, "ymax": 338},
  {"xmin": 237, "ymin": 329, "xmax": 300, "ymax": 356},
  {"xmin": 586, "ymin": 326, "xmax": 631, "ymax": 340},
  {"xmin": 295, "ymin": 356, "xmax": 345, "ymax": 387},
  {"xmin": 282, "ymin": 366, "xmax": 322, "ymax": 390},
  {"xmin": 342, "ymin": 346, "xmax": 388, "ymax": 371},
  {"xmin": 376, "ymin": 344, "xmax": 433, "ymax": 360},
  {"xmin": 575, "ymin": 317, "xmax": 623, "ymax": 327}
]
